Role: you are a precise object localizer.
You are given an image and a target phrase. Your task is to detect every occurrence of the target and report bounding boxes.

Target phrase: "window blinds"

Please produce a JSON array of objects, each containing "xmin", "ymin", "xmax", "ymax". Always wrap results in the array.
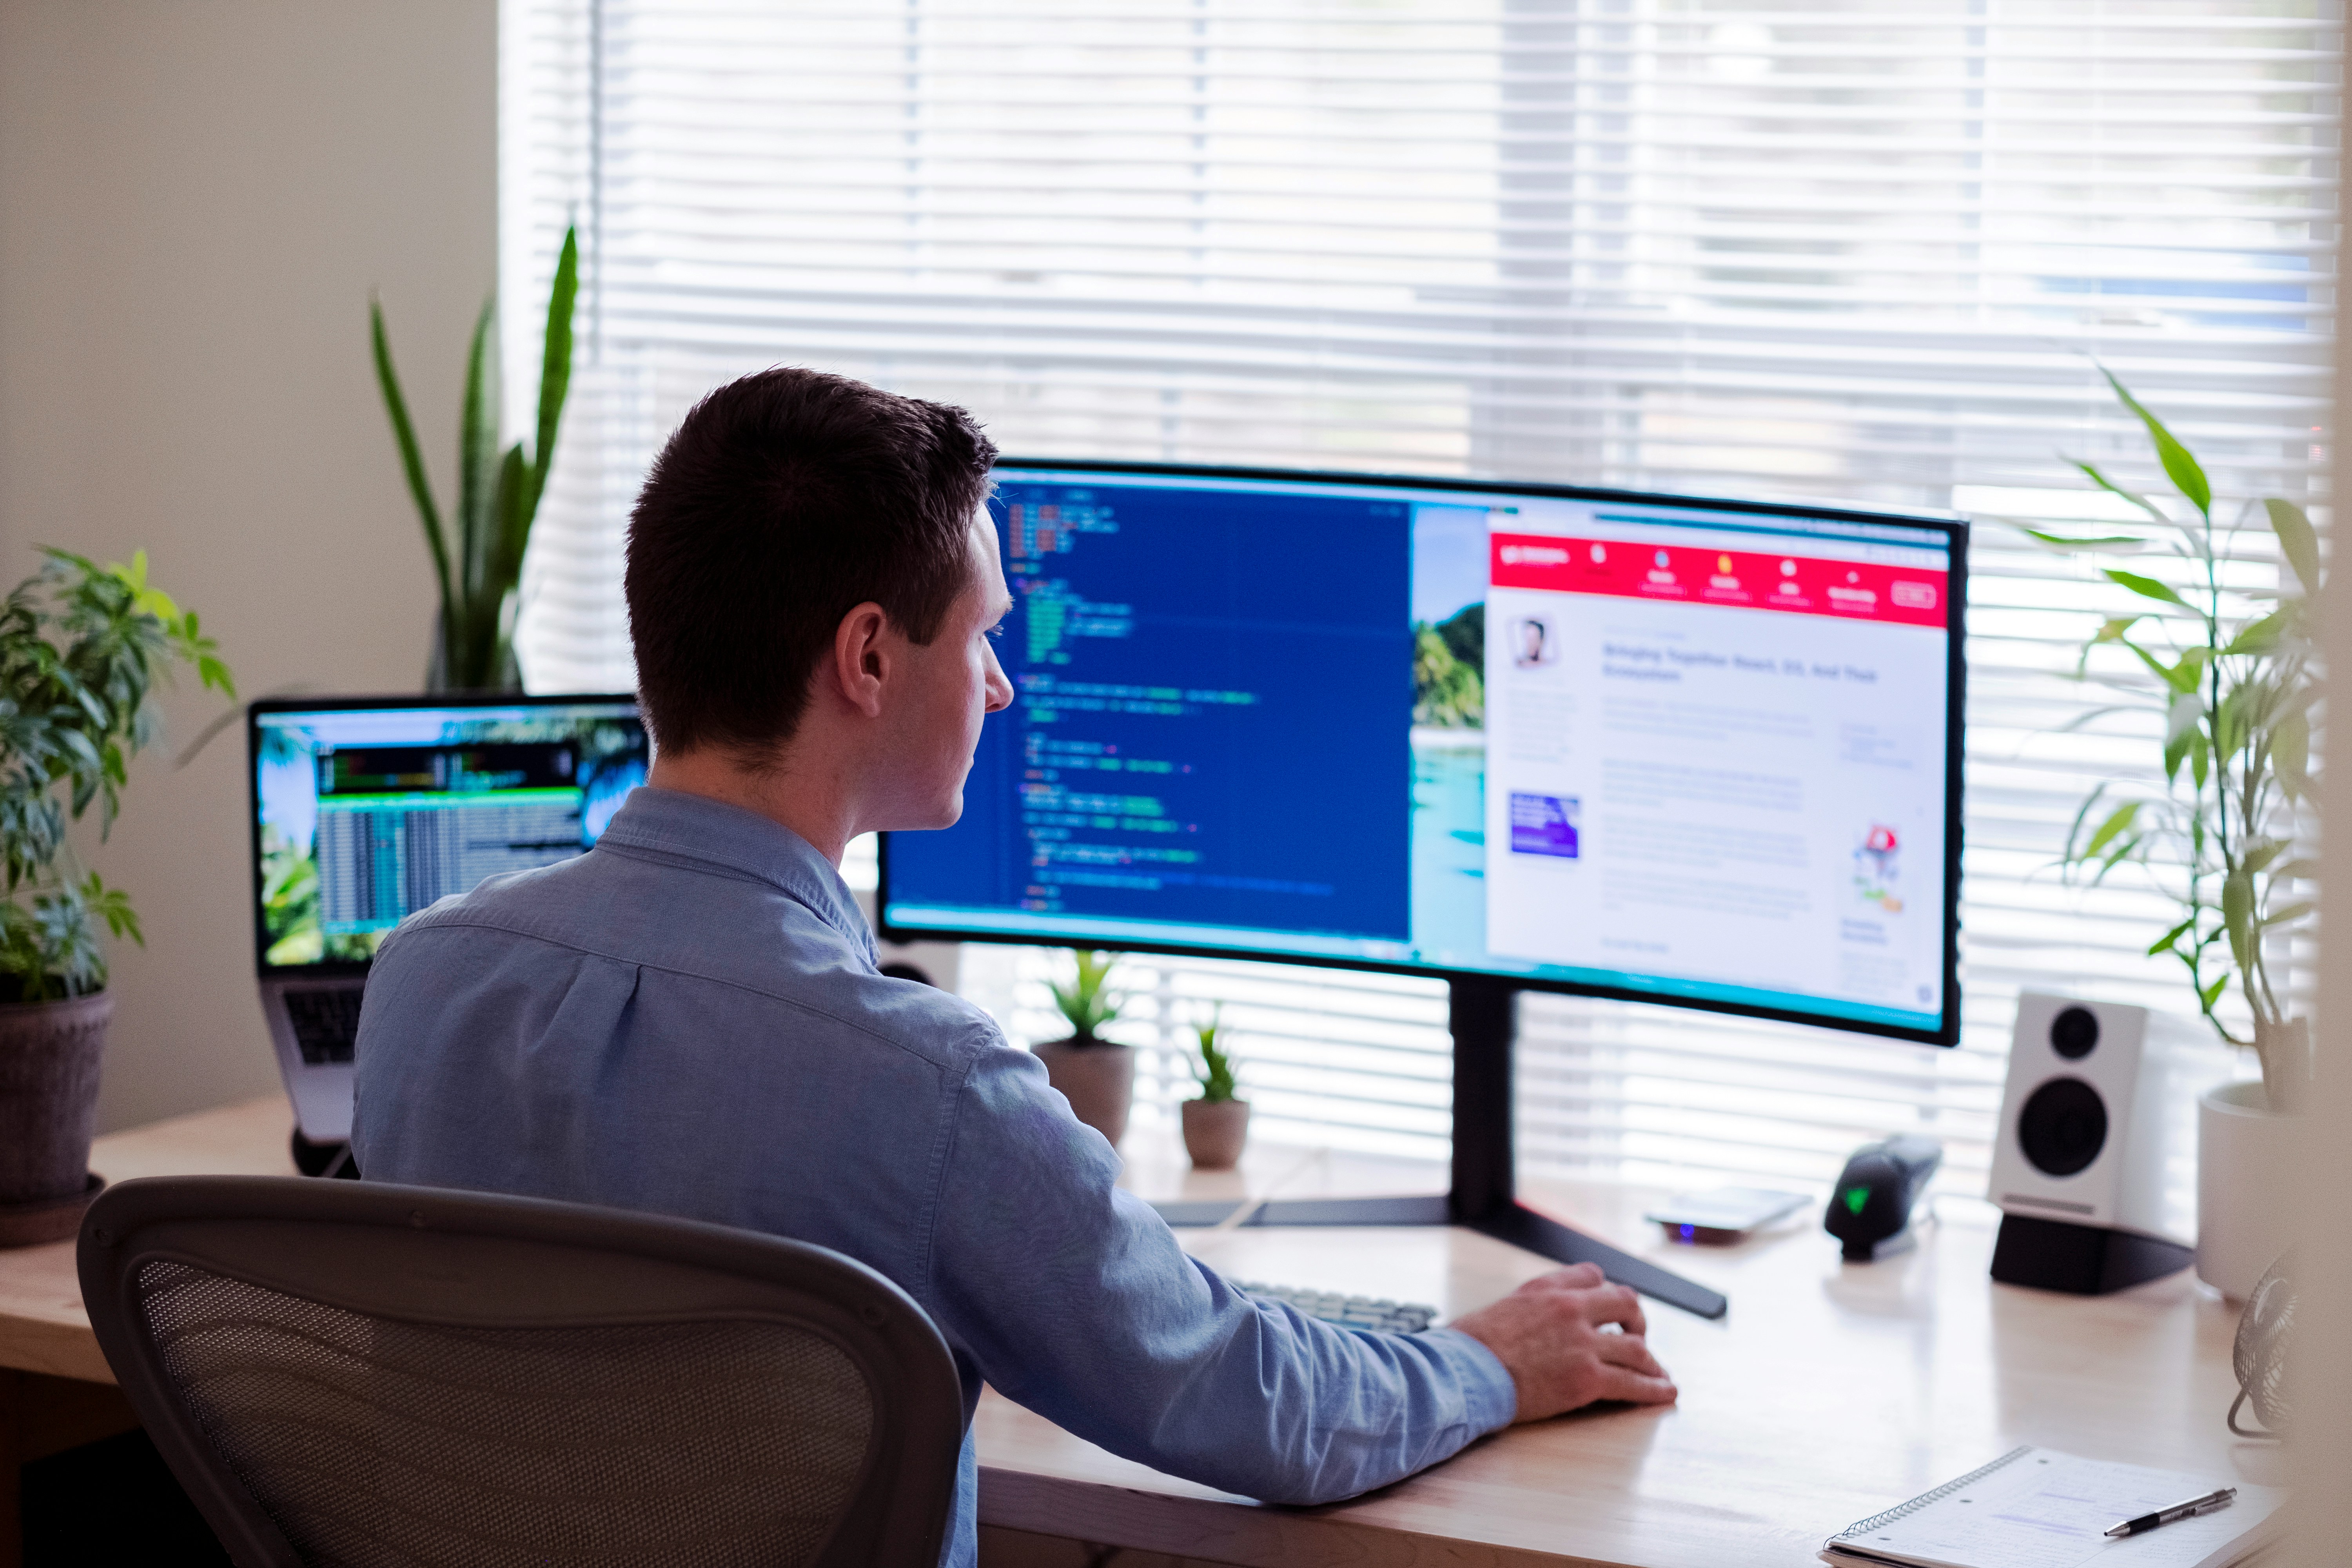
[{"xmin": 503, "ymin": 0, "xmax": 2334, "ymax": 1197}]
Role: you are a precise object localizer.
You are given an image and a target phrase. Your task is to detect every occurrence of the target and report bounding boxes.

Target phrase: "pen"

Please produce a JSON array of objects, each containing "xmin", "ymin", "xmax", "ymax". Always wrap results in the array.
[{"xmin": 2103, "ymin": 1487, "xmax": 2236, "ymax": 1539}]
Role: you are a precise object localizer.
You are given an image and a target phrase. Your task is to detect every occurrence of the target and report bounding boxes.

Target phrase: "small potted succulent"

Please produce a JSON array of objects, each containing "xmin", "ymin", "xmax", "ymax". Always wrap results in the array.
[
  {"xmin": 1031, "ymin": 951, "xmax": 1132, "ymax": 1146},
  {"xmin": 1180, "ymin": 1005, "xmax": 1249, "ymax": 1169},
  {"xmin": 0, "ymin": 550, "xmax": 233, "ymax": 1244}
]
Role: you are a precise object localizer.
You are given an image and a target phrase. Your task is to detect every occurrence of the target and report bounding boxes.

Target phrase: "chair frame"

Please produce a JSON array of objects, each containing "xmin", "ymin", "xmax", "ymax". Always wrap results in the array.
[{"xmin": 79, "ymin": 1175, "xmax": 964, "ymax": 1568}]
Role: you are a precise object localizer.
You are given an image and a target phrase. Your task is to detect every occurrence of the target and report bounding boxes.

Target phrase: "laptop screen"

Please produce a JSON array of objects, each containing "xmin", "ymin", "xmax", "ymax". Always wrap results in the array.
[{"xmin": 248, "ymin": 694, "xmax": 646, "ymax": 975}]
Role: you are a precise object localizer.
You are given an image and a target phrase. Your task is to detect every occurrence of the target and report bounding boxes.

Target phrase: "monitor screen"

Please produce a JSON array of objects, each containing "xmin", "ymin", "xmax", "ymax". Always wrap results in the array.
[
  {"xmin": 882, "ymin": 463, "xmax": 1964, "ymax": 1045},
  {"xmin": 248, "ymin": 694, "xmax": 647, "ymax": 974}
]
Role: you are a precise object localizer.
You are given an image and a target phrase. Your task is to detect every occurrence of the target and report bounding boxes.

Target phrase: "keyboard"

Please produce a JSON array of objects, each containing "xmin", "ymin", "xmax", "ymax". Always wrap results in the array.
[
  {"xmin": 283, "ymin": 987, "xmax": 363, "ymax": 1064},
  {"xmin": 1236, "ymin": 1280, "xmax": 1438, "ymax": 1335}
]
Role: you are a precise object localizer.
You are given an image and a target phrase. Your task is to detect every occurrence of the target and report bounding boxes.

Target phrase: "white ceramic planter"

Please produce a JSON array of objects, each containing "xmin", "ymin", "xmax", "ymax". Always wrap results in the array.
[{"xmin": 2196, "ymin": 1080, "xmax": 2304, "ymax": 1299}]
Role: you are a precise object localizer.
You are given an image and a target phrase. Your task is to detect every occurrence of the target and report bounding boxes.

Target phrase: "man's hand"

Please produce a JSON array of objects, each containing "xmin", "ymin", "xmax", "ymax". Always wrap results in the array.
[{"xmin": 1450, "ymin": 1263, "xmax": 1677, "ymax": 1423}]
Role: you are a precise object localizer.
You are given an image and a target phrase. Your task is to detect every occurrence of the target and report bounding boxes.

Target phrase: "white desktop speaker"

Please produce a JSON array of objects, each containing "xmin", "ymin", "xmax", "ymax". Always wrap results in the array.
[
  {"xmin": 1987, "ymin": 993, "xmax": 2210, "ymax": 1294},
  {"xmin": 853, "ymin": 888, "xmax": 962, "ymax": 995}
]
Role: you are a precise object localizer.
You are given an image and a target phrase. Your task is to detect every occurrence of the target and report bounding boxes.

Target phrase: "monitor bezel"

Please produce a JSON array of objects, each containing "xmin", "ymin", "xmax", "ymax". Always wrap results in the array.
[
  {"xmin": 880, "ymin": 458, "xmax": 1967, "ymax": 1048},
  {"xmin": 246, "ymin": 691, "xmax": 642, "ymax": 981}
]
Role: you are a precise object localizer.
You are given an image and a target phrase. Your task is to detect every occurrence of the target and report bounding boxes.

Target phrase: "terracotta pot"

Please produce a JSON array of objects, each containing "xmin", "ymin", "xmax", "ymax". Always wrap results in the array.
[
  {"xmin": 1181, "ymin": 1098, "xmax": 1250, "ymax": 1170},
  {"xmin": 1031, "ymin": 1038, "xmax": 1135, "ymax": 1147},
  {"xmin": 2198, "ymin": 1079, "xmax": 2305, "ymax": 1299},
  {"xmin": 0, "ymin": 990, "xmax": 113, "ymax": 1243}
]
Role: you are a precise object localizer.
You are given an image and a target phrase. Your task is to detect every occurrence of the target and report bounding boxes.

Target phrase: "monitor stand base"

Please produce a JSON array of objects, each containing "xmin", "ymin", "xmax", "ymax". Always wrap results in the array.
[
  {"xmin": 1145, "ymin": 976, "xmax": 1728, "ymax": 1321},
  {"xmin": 1147, "ymin": 1192, "xmax": 1728, "ymax": 1320}
]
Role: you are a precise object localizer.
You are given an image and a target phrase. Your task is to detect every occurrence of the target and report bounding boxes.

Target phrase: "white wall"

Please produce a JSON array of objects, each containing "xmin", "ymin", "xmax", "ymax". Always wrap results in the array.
[{"xmin": 0, "ymin": 0, "xmax": 496, "ymax": 1132}]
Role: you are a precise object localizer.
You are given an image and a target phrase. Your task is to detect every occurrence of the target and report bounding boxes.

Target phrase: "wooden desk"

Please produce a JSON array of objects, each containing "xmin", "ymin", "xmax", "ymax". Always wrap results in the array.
[
  {"xmin": 978, "ymin": 1133, "xmax": 2273, "ymax": 1568},
  {"xmin": 0, "ymin": 1102, "xmax": 2272, "ymax": 1568}
]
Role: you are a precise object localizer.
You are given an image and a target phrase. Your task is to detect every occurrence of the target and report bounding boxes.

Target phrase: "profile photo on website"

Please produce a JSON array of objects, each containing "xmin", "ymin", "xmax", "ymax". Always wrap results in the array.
[{"xmin": 1511, "ymin": 613, "xmax": 1558, "ymax": 669}]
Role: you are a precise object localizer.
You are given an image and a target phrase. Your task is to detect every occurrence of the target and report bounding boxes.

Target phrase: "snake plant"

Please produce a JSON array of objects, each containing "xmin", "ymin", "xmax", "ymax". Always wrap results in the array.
[{"xmin": 371, "ymin": 227, "xmax": 578, "ymax": 691}]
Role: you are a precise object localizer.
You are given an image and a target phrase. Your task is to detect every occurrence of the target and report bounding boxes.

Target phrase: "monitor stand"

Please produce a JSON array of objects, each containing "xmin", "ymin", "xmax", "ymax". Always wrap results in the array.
[{"xmin": 1148, "ymin": 975, "xmax": 1728, "ymax": 1320}]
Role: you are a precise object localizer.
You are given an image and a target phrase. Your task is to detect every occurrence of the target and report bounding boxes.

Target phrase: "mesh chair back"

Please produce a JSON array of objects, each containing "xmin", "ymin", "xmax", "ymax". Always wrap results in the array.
[{"xmin": 80, "ymin": 1177, "xmax": 963, "ymax": 1568}]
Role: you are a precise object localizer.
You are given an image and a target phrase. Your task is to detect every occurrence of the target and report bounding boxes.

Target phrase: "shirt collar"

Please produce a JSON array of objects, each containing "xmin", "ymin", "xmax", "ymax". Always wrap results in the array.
[{"xmin": 595, "ymin": 786, "xmax": 877, "ymax": 963}]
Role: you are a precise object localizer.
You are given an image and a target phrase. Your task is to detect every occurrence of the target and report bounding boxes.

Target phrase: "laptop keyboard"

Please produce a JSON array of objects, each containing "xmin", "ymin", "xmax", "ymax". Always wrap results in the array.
[
  {"xmin": 284, "ymin": 988, "xmax": 363, "ymax": 1064},
  {"xmin": 1235, "ymin": 1280, "xmax": 1438, "ymax": 1335}
]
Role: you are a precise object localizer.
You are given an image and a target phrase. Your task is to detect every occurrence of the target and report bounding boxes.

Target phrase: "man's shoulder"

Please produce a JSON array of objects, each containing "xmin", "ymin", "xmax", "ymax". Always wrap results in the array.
[{"xmin": 374, "ymin": 853, "xmax": 1013, "ymax": 1073}]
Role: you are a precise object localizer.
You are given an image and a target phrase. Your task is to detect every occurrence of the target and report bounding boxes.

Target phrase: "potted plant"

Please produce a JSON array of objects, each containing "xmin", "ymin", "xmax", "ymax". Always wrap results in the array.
[
  {"xmin": 2031, "ymin": 370, "xmax": 2319, "ymax": 1296},
  {"xmin": 1032, "ymin": 951, "xmax": 1134, "ymax": 1146},
  {"xmin": 1180, "ymin": 1005, "xmax": 1249, "ymax": 1169},
  {"xmin": 371, "ymin": 225, "xmax": 579, "ymax": 691},
  {"xmin": 0, "ymin": 550, "xmax": 233, "ymax": 1245}
]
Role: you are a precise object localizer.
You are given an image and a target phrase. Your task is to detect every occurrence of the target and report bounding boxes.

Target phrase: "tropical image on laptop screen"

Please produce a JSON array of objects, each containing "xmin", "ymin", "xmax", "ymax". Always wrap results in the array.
[{"xmin": 250, "ymin": 697, "xmax": 646, "ymax": 969}]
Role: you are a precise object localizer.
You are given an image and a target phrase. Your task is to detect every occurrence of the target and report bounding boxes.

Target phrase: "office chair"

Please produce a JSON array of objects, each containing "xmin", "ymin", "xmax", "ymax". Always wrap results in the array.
[{"xmin": 78, "ymin": 1175, "xmax": 963, "ymax": 1568}]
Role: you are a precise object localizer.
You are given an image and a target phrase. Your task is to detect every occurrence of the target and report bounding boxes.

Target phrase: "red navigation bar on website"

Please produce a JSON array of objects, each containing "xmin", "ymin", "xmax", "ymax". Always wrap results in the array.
[{"xmin": 1488, "ymin": 533, "xmax": 1949, "ymax": 630}]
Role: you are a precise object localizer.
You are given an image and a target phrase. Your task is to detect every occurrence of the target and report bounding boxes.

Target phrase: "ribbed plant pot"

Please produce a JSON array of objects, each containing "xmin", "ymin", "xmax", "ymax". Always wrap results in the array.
[
  {"xmin": 0, "ymin": 989, "xmax": 112, "ymax": 1245},
  {"xmin": 1031, "ymin": 1038, "xmax": 1135, "ymax": 1147},
  {"xmin": 2198, "ymin": 1079, "xmax": 2304, "ymax": 1299},
  {"xmin": 1181, "ymin": 1098, "xmax": 1250, "ymax": 1170}
]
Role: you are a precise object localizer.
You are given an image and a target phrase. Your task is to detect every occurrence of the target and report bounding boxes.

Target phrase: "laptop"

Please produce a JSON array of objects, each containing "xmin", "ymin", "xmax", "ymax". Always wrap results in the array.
[{"xmin": 247, "ymin": 693, "xmax": 648, "ymax": 1146}]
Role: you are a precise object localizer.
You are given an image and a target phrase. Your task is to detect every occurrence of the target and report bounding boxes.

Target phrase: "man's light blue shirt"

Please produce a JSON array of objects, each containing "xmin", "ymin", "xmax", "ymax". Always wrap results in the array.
[{"xmin": 352, "ymin": 786, "xmax": 1515, "ymax": 1566}]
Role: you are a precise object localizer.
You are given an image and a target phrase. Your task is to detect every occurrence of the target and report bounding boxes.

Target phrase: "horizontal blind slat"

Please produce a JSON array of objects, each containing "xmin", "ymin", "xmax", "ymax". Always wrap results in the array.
[{"xmin": 513, "ymin": 0, "xmax": 2320, "ymax": 1186}]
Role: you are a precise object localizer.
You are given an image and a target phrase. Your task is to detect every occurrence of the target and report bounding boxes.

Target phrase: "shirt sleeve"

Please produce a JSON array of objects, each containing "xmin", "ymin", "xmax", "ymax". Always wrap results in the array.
[{"xmin": 921, "ymin": 1040, "xmax": 1517, "ymax": 1506}]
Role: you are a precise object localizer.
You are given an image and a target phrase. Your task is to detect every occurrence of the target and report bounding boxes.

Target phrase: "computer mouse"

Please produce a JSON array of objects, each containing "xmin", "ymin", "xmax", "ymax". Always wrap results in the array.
[{"xmin": 1824, "ymin": 1134, "xmax": 1943, "ymax": 1262}]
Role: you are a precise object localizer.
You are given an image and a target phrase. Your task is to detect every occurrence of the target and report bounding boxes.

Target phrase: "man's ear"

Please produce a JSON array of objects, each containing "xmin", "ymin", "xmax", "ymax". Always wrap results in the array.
[{"xmin": 829, "ymin": 601, "xmax": 891, "ymax": 719}]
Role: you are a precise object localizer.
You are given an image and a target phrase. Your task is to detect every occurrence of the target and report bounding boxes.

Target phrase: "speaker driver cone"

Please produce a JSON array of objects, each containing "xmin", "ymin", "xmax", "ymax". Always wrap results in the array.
[
  {"xmin": 2050, "ymin": 1005, "xmax": 2101, "ymax": 1060},
  {"xmin": 2019, "ymin": 1076, "xmax": 2107, "ymax": 1177}
]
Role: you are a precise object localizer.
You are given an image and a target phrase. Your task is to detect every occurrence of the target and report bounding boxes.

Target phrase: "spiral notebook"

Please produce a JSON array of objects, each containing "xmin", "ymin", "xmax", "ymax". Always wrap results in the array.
[{"xmin": 1820, "ymin": 1446, "xmax": 2285, "ymax": 1568}]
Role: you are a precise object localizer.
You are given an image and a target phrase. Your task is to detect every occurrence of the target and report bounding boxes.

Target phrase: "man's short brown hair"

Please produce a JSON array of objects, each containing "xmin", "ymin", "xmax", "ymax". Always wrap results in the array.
[{"xmin": 624, "ymin": 367, "xmax": 998, "ymax": 756}]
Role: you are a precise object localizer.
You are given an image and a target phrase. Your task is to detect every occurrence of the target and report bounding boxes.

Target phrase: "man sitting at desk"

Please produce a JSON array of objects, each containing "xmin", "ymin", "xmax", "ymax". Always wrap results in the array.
[{"xmin": 352, "ymin": 367, "xmax": 1675, "ymax": 1566}]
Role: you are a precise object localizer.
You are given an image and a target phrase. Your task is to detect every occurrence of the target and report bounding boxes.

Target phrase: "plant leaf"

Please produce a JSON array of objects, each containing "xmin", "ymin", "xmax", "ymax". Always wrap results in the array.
[
  {"xmin": 2074, "ymin": 616, "xmax": 2152, "ymax": 680},
  {"xmin": 2071, "ymin": 460, "xmax": 2172, "ymax": 523},
  {"xmin": 2104, "ymin": 568, "xmax": 2192, "ymax": 612},
  {"xmin": 458, "ymin": 295, "xmax": 499, "ymax": 606},
  {"xmin": 2082, "ymin": 801, "xmax": 2140, "ymax": 860},
  {"xmin": 2215, "ymin": 684, "xmax": 2251, "ymax": 760},
  {"xmin": 530, "ymin": 226, "xmax": 580, "ymax": 514},
  {"xmin": 2102, "ymin": 367, "xmax": 2213, "ymax": 515},
  {"xmin": 2272, "ymin": 707, "xmax": 2310, "ymax": 800},
  {"xmin": 2222, "ymin": 866, "xmax": 2254, "ymax": 969},
  {"xmin": 2260, "ymin": 900, "xmax": 2314, "ymax": 929},
  {"xmin": 2242, "ymin": 838, "xmax": 2287, "ymax": 876},
  {"xmin": 2147, "ymin": 917, "xmax": 2195, "ymax": 957},
  {"xmin": 2024, "ymin": 528, "xmax": 2147, "ymax": 552},
  {"xmin": 371, "ymin": 297, "xmax": 456, "ymax": 620},
  {"xmin": 2265, "ymin": 498, "xmax": 2321, "ymax": 598},
  {"xmin": 2222, "ymin": 608, "xmax": 2290, "ymax": 659},
  {"xmin": 2121, "ymin": 639, "xmax": 2206, "ymax": 695},
  {"xmin": 2091, "ymin": 833, "xmax": 2141, "ymax": 884},
  {"xmin": 2061, "ymin": 782, "xmax": 2107, "ymax": 864}
]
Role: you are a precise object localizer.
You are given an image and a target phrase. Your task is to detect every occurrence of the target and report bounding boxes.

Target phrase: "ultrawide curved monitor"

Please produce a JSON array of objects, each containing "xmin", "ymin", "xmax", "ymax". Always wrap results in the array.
[{"xmin": 881, "ymin": 462, "xmax": 1964, "ymax": 1045}]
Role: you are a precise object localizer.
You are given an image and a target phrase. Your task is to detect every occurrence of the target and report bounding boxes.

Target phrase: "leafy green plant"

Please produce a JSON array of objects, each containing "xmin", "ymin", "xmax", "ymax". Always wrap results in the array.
[
  {"xmin": 2030, "ymin": 371, "xmax": 2320, "ymax": 1103},
  {"xmin": 0, "ymin": 550, "xmax": 234, "ymax": 1001},
  {"xmin": 1191, "ymin": 1005, "xmax": 1239, "ymax": 1103},
  {"xmin": 371, "ymin": 226, "xmax": 580, "ymax": 691},
  {"xmin": 1046, "ymin": 950, "xmax": 1124, "ymax": 1044}
]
